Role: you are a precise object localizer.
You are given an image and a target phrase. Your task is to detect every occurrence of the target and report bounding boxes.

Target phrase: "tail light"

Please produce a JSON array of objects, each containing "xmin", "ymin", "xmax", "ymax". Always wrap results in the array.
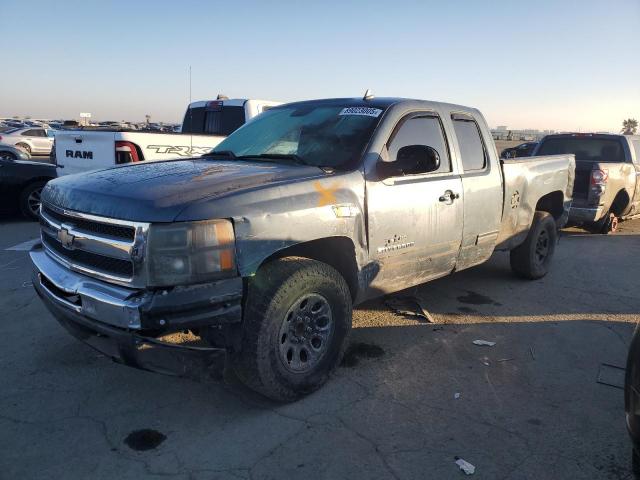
[
  {"xmin": 590, "ymin": 169, "xmax": 608, "ymax": 196},
  {"xmin": 590, "ymin": 169, "xmax": 608, "ymax": 185},
  {"xmin": 115, "ymin": 141, "xmax": 141, "ymax": 164},
  {"xmin": 0, "ymin": 136, "xmax": 3, "ymax": 141}
]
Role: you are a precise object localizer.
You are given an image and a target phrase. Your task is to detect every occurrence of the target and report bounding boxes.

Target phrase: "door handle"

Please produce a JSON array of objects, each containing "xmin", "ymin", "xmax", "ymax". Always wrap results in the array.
[{"xmin": 439, "ymin": 190, "xmax": 460, "ymax": 203}]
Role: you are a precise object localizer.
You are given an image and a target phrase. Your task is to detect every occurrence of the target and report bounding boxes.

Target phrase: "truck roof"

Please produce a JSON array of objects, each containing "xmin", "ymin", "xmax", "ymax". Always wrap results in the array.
[
  {"xmin": 187, "ymin": 98, "xmax": 281, "ymax": 108},
  {"xmin": 268, "ymin": 97, "xmax": 478, "ymax": 114}
]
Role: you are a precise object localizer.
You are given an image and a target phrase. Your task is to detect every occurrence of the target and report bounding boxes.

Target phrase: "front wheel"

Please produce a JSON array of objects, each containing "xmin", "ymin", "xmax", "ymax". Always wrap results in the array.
[
  {"xmin": 19, "ymin": 180, "xmax": 47, "ymax": 220},
  {"xmin": 233, "ymin": 257, "xmax": 352, "ymax": 402},
  {"xmin": 510, "ymin": 211, "xmax": 557, "ymax": 280}
]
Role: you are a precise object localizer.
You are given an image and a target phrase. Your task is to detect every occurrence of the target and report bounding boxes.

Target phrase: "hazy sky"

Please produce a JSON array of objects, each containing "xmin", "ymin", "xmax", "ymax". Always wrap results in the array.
[{"xmin": 1, "ymin": 0, "xmax": 639, "ymax": 132}]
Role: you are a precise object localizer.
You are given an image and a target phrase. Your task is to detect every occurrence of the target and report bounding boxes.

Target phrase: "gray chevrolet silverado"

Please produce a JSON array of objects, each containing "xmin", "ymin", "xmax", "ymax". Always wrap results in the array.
[
  {"xmin": 534, "ymin": 133, "xmax": 640, "ymax": 233},
  {"xmin": 30, "ymin": 97, "xmax": 575, "ymax": 401}
]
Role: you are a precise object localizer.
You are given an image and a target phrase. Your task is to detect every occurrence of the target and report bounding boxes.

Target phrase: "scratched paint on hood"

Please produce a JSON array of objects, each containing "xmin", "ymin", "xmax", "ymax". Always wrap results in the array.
[{"xmin": 43, "ymin": 159, "xmax": 326, "ymax": 222}]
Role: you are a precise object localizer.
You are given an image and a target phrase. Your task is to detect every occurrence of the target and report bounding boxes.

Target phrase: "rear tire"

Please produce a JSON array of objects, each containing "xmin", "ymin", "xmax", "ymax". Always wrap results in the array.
[
  {"xmin": 232, "ymin": 257, "xmax": 352, "ymax": 402},
  {"xmin": 597, "ymin": 212, "xmax": 619, "ymax": 234},
  {"xmin": 19, "ymin": 180, "xmax": 47, "ymax": 221},
  {"xmin": 510, "ymin": 211, "xmax": 557, "ymax": 280},
  {"xmin": 15, "ymin": 143, "xmax": 31, "ymax": 154}
]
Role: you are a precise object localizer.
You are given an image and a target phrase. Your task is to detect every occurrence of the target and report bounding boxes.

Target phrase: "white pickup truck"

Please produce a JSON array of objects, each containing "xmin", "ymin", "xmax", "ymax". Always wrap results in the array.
[{"xmin": 53, "ymin": 98, "xmax": 280, "ymax": 176}]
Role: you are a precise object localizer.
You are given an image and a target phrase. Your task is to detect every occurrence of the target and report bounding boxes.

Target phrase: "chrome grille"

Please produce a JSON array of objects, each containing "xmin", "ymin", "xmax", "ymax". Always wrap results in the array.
[
  {"xmin": 39, "ymin": 203, "xmax": 150, "ymax": 287},
  {"xmin": 42, "ymin": 205, "xmax": 135, "ymax": 241},
  {"xmin": 42, "ymin": 231, "xmax": 134, "ymax": 277}
]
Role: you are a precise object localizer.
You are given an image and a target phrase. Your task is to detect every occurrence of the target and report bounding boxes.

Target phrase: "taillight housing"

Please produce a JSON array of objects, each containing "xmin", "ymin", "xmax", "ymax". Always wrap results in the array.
[
  {"xmin": 115, "ymin": 141, "xmax": 141, "ymax": 164},
  {"xmin": 590, "ymin": 169, "xmax": 608, "ymax": 185},
  {"xmin": 590, "ymin": 169, "xmax": 608, "ymax": 197}
]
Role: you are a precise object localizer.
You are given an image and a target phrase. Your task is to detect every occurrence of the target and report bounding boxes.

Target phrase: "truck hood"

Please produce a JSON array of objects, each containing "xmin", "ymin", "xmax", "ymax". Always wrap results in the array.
[{"xmin": 42, "ymin": 159, "xmax": 326, "ymax": 222}]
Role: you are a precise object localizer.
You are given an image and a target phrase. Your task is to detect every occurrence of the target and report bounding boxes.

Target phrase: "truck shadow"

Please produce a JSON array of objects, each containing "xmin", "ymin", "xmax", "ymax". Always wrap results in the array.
[{"xmin": 356, "ymin": 231, "xmax": 640, "ymax": 322}]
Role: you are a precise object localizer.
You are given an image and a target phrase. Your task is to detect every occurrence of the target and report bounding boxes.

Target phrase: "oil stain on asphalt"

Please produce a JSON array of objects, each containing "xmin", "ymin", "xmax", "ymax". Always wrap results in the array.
[
  {"xmin": 457, "ymin": 290, "xmax": 503, "ymax": 306},
  {"xmin": 124, "ymin": 429, "xmax": 167, "ymax": 451},
  {"xmin": 341, "ymin": 342, "xmax": 385, "ymax": 367}
]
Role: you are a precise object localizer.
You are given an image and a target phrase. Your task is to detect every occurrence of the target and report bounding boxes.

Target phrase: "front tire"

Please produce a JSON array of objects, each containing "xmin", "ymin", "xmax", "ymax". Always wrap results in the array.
[
  {"xmin": 19, "ymin": 181, "xmax": 47, "ymax": 220},
  {"xmin": 233, "ymin": 257, "xmax": 352, "ymax": 402},
  {"xmin": 510, "ymin": 211, "xmax": 557, "ymax": 279}
]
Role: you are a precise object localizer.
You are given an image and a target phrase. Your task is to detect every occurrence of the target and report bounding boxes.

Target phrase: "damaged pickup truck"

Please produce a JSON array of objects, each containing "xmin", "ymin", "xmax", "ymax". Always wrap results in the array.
[{"xmin": 30, "ymin": 96, "xmax": 575, "ymax": 401}]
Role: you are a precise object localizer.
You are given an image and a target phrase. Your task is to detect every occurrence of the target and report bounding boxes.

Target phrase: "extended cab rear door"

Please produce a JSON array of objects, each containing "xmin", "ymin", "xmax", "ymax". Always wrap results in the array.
[{"xmin": 449, "ymin": 112, "xmax": 503, "ymax": 270}]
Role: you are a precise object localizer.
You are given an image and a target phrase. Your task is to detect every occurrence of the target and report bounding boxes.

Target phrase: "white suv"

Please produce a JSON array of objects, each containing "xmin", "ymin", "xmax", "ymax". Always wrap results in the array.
[{"xmin": 0, "ymin": 127, "xmax": 54, "ymax": 155}]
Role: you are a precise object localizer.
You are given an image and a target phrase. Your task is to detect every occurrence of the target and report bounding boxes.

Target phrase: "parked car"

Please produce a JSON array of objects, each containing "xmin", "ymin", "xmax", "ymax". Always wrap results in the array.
[
  {"xmin": 31, "ymin": 96, "xmax": 575, "ymax": 401},
  {"xmin": 0, "ymin": 142, "xmax": 30, "ymax": 161},
  {"xmin": 0, "ymin": 150, "xmax": 56, "ymax": 219},
  {"xmin": 53, "ymin": 98, "xmax": 281, "ymax": 176},
  {"xmin": 534, "ymin": 133, "xmax": 640, "ymax": 233},
  {"xmin": 0, "ymin": 127, "xmax": 55, "ymax": 155},
  {"xmin": 501, "ymin": 142, "xmax": 538, "ymax": 158},
  {"xmin": 626, "ymin": 322, "xmax": 640, "ymax": 477}
]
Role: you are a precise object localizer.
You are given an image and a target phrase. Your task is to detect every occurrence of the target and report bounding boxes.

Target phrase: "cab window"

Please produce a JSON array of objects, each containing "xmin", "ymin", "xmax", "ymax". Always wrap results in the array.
[
  {"xmin": 387, "ymin": 114, "xmax": 451, "ymax": 174},
  {"xmin": 452, "ymin": 117, "xmax": 487, "ymax": 171}
]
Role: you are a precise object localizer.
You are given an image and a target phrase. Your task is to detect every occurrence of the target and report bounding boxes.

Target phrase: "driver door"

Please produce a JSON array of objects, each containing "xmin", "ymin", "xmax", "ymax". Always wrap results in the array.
[{"xmin": 365, "ymin": 112, "xmax": 464, "ymax": 295}]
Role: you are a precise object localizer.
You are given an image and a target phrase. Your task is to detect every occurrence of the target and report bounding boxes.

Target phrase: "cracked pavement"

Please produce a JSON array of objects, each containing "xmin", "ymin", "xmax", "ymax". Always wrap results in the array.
[{"xmin": 1, "ymin": 216, "xmax": 639, "ymax": 479}]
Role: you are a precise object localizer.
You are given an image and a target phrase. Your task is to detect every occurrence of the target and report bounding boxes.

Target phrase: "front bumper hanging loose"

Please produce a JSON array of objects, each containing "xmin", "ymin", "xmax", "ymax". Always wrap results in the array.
[{"xmin": 30, "ymin": 246, "xmax": 243, "ymax": 374}]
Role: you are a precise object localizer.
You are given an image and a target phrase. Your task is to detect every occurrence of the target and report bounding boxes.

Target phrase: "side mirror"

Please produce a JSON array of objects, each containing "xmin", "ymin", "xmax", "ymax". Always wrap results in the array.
[{"xmin": 377, "ymin": 145, "xmax": 440, "ymax": 178}]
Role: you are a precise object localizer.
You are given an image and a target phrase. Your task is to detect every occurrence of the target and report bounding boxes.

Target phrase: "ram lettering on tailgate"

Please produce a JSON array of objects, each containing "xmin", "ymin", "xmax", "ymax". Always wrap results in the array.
[{"xmin": 66, "ymin": 150, "xmax": 93, "ymax": 159}]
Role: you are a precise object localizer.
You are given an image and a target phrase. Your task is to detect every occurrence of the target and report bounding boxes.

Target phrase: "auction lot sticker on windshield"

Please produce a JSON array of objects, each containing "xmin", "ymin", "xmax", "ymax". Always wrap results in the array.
[{"xmin": 339, "ymin": 107, "xmax": 382, "ymax": 117}]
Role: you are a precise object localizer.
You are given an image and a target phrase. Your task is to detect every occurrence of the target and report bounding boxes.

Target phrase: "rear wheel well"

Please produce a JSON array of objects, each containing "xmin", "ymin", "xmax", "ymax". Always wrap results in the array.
[
  {"xmin": 535, "ymin": 191, "xmax": 564, "ymax": 221},
  {"xmin": 257, "ymin": 237, "xmax": 359, "ymax": 301},
  {"xmin": 611, "ymin": 190, "xmax": 630, "ymax": 216}
]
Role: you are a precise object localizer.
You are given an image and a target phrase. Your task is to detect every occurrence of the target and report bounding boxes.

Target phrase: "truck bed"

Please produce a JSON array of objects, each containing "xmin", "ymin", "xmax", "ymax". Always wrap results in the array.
[{"xmin": 496, "ymin": 154, "xmax": 575, "ymax": 250}]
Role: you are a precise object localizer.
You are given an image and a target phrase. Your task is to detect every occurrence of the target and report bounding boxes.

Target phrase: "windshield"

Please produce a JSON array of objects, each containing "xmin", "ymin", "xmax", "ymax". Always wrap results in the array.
[
  {"xmin": 537, "ymin": 137, "xmax": 626, "ymax": 162},
  {"xmin": 210, "ymin": 104, "xmax": 384, "ymax": 169}
]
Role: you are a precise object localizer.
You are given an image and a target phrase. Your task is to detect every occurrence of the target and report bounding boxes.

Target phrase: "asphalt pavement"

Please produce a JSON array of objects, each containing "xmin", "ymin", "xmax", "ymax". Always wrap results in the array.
[{"xmin": 1, "ymin": 215, "xmax": 639, "ymax": 479}]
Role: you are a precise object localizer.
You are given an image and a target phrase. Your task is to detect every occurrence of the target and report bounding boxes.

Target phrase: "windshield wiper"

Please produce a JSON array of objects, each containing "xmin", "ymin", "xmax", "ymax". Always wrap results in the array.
[
  {"xmin": 237, "ymin": 153, "xmax": 307, "ymax": 165},
  {"xmin": 201, "ymin": 150, "xmax": 237, "ymax": 159}
]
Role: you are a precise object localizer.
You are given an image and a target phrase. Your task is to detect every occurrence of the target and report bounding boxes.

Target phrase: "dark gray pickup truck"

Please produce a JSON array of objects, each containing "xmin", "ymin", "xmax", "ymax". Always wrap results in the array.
[
  {"xmin": 534, "ymin": 133, "xmax": 640, "ymax": 233},
  {"xmin": 30, "ymin": 97, "xmax": 574, "ymax": 401}
]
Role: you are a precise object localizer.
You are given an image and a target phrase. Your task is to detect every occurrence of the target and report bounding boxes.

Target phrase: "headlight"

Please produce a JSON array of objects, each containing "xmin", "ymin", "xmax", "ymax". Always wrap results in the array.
[{"xmin": 147, "ymin": 219, "xmax": 236, "ymax": 286}]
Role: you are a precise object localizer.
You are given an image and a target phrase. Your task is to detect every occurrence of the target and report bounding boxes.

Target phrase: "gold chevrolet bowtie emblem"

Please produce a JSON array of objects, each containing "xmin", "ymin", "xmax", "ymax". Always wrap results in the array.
[
  {"xmin": 313, "ymin": 181, "xmax": 340, "ymax": 207},
  {"xmin": 57, "ymin": 227, "xmax": 75, "ymax": 250}
]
